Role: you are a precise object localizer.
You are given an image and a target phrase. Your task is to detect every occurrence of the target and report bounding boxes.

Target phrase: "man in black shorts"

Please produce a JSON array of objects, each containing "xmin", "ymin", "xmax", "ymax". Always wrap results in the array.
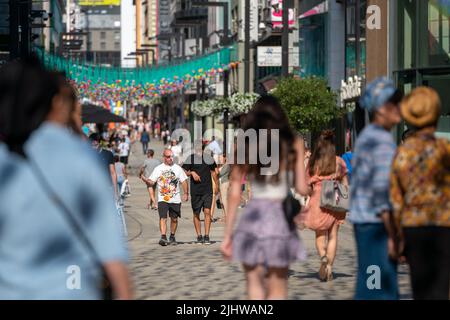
[
  {"xmin": 182, "ymin": 142, "xmax": 219, "ymax": 244},
  {"xmin": 146, "ymin": 148, "xmax": 189, "ymax": 246}
]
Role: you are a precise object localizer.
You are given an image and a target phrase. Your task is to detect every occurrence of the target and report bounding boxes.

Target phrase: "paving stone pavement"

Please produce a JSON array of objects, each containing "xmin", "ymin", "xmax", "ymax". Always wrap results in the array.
[{"xmin": 124, "ymin": 139, "xmax": 412, "ymax": 300}]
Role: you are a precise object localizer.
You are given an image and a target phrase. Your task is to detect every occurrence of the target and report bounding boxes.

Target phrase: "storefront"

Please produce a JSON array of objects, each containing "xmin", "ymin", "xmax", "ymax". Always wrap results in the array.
[
  {"xmin": 394, "ymin": 0, "xmax": 450, "ymax": 140},
  {"xmin": 298, "ymin": 0, "xmax": 328, "ymax": 78}
]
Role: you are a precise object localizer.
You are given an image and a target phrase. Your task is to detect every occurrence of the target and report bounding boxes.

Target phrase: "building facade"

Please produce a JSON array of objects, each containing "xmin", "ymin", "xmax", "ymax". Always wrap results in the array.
[
  {"xmin": 77, "ymin": 4, "xmax": 121, "ymax": 66},
  {"xmin": 393, "ymin": 0, "xmax": 450, "ymax": 140}
]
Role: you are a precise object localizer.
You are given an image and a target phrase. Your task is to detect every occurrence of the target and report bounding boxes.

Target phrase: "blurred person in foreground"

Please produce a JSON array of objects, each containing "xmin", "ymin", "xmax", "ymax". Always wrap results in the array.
[
  {"xmin": 391, "ymin": 87, "xmax": 450, "ymax": 300},
  {"xmin": 349, "ymin": 77, "xmax": 403, "ymax": 300},
  {"xmin": 221, "ymin": 95, "xmax": 311, "ymax": 299},
  {"xmin": 0, "ymin": 57, "xmax": 132, "ymax": 299}
]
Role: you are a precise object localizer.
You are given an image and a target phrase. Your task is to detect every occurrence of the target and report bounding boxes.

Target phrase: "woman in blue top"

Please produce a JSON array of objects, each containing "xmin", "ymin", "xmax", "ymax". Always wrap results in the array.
[
  {"xmin": 0, "ymin": 57, "xmax": 132, "ymax": 299},
  {"xmin": 349, "ymin": 77, "xmax": 403, "ymax": 300}
]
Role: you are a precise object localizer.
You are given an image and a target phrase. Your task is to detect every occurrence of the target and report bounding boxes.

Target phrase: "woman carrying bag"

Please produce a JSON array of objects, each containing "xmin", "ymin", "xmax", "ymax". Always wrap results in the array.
[{"xmin": 302, "ymin": 130, "xmax": 349, "ymax": 282}]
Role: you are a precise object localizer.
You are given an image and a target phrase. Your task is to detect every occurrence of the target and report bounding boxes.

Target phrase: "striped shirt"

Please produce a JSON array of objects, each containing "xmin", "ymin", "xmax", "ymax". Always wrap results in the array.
[{"xmin": 349, "ymin": 124, "xmax": 397, "ymax": 224}]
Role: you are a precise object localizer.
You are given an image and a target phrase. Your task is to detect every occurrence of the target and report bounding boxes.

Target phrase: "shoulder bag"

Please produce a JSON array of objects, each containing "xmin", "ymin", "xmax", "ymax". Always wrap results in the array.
[
  {"xmin": 27, "ymin": 157, "xmax": 114, "ymax": 300},
  {"xmin": 320, "ymin": 177, "xmax": 349, "ymax": 213}
]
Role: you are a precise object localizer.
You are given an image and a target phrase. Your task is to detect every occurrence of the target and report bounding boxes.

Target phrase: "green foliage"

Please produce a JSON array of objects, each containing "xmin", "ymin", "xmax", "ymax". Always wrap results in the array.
[{"xmin": 271, "ymin": 77, "xmax": 344, "ymax": 135}]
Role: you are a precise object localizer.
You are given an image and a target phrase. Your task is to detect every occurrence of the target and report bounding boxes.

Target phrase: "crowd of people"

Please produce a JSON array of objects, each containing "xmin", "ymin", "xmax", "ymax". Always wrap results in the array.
[
  {"xmin": 219, "ymin": 78, "xmax": 450, "ymax": 300},
  {"xmin": 0, "ymin": 56, "xmax": 448, "ymax": 301}
]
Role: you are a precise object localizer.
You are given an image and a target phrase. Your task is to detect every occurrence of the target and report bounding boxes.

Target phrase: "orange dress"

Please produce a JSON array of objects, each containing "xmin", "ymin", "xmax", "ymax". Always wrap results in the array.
[{"xmin": 303, "ymin": 157, "xmax": 348, "ymax": 231}]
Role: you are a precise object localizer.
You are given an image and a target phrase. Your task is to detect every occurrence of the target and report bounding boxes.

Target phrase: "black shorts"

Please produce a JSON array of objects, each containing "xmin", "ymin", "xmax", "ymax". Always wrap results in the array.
[
  {"xmin": 120, "ymin": 156, "xmax": 129, "ymax": 165},
  {"xmin": 158, "ymin": 202, "xmax": 181, "ymax": 219},
  {"xmin": 191, "ymin": 193, "xmax": 213, "ymax": 214}
]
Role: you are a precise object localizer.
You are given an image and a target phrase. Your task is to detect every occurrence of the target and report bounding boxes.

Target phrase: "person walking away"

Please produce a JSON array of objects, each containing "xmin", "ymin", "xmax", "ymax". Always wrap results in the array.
[
  {"xmin": 341, "ymin": 147, "xmax": 353, "ymax": 182},
  {"xmin": 118, "ymin": 138, "xmax": 130, "ymax": 166},
  {"xmin": 140, "ymin": 149, "xmax": 161, "ymax": 210},
  {"xmin": 302, "ymin": 130, "xmax": 349, "ymax": 282},
  {"xmin": 218, "ymin": 153, "xmax": 231, "ymax": 222},
  {"xmin": 143, "ymin": 149, "xmax": 189, "ymax": 246},
  {"xmin": 162, "ymin": 127, "xmax": 170, "ymax": 145},
  {"xmin": 168, "ymin": 139, "xmax": 183, "ymax": 165},
  {"xmin": 182, "ymin": 143, "xmax": 219, "ymax": 244},
  {"xmin": 0, "ymin": 58, "xmax": 132, "ymax": 299},
  {"xmin": 391, "ymin": 87, "xmax": 450, "ymax": 300},
  {"xmin": 144, "ymin": 119, "xmax": 151, "ymax": 134},
  {"xmin": 115, "ymin": 156, "xmax": 127, "ymax": 202},
  {"xmin": 349, "ymin": 77, "xmax": 403, "ymax": 300},
  {"xmin": 89, "ymin": 133, "xmax": 118, "ymax": 201},
  {"xmin": 137, "ymin": 119, "xmax": 144, "ymax": 141},
  {"xmin": 155, "ymin": 121, "xmax": 161, "ymax": 140},
  {"xmin": 140, "ymin": 129, "xmax": 150, "ymax": 155},
  {"xmin": 220, "ymin": 95, "xmax": 312, "ymax": 300},
  {"xmin": 206, "ymin": 136, "xmax": 223, "ymax": 164}
]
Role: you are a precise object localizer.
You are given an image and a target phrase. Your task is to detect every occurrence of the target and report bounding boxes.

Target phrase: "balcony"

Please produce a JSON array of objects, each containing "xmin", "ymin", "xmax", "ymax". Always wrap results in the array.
[{"xmin": 174, "ymin": 7, "xmax": 208, "ymax": 23}]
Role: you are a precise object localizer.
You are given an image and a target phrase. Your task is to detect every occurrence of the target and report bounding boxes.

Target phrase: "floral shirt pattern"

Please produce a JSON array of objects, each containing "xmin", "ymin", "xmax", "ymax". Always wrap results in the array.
[{"xmin": 390, "ymin": 129, "xmax": 450, "ymax": 227}]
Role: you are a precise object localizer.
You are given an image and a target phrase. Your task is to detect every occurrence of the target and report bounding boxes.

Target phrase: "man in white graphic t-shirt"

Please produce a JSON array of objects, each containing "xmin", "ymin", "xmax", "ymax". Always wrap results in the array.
[{"xmin": 143, "ymin": 148, "xmax": 189, "ymax": 246}]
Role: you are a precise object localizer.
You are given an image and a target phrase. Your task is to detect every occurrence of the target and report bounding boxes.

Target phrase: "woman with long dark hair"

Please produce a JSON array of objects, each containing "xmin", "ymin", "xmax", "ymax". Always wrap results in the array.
[
  {"xmin": 303, "ymin": 130, "xmax": 349, "ymax": 282},
  {"xmin": 221, "ymin": 95, "xmax": 311, "ymax": 299},
  {"xmin": 0, "ymin": 57, "xmax": 132, "ymax": 299}
]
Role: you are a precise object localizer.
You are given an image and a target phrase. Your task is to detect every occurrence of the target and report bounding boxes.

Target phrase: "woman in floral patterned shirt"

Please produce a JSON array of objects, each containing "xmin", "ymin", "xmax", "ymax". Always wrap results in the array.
[{"xmin": 390, "ymin": 87, "xmax": 450, "ymax": 300}]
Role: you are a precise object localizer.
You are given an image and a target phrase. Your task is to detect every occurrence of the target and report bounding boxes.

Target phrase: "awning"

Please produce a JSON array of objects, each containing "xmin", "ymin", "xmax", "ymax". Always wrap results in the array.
[
  {"xmin": 299, "ymin": 1, "xmax": 328, "ymax": 19},
  {"xmin": 82, "ymin": 103, "xmax": 127, "ymax": 124}
]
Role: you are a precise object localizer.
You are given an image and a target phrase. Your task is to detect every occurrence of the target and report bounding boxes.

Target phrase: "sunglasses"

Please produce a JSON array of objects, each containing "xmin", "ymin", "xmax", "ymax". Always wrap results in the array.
[{"xmin": 164, "ymin": 155, "xmax": 173, "ymax": 158}]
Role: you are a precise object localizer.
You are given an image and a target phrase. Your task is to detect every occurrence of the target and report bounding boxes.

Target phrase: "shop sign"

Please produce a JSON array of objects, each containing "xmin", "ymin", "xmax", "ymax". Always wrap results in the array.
[
  {"xmin": 257, "ymin": 46, "xmax": 282, "ymax": 67},
  {"xmin": 79, "ymin": 0, "xmax": 120, "ymax": 5},
  {"xmin": 340, "ymin": 76, "xmax": 362, "ymax": 107},
  {"xmin": 257, "ymin": 46, "xmax": 298, "ymax": 67}
]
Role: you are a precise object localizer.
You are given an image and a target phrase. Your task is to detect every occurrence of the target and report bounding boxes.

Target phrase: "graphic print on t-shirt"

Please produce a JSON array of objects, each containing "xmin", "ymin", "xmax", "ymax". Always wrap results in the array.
[{"xmin": 157, "ymin": 169, "xmax": 179, "ymax": 202}]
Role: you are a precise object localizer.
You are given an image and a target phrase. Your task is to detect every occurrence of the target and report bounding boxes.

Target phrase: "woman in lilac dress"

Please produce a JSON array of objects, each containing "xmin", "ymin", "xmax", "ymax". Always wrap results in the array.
[{"xmin": 221, "ymin": 96, "xmax": 311, "ymax": 299}]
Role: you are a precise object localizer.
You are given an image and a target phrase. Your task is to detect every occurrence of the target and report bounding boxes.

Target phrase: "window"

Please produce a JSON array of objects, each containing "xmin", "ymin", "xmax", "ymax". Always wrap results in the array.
[
  {"xmin": 425, "ymin": 1, "xmax": 450, "ymax": 66},
  {"xmin": 100, "ymin": 31, "xmax": 106, "ymax": 39},
  {"xmin": 101, "ymin": 42, "xmax": 106, "ymax": 50},
  {"xmin": 114, "ymin": 42, "xmax": 120, "ymax": 50},
  {"xmin": 398, "ymin": 0, "xmax": 450, "ymax": 69},
  {"xmin": 345, "ymin": 0, "xmax": 366, "ymax": 79},
  {"xmin": 299, "ymin": 14, "xmax": 326, "ymax": 77},
  {"xmin": 114, "ymin": 31, "xmax": 120, "ymax": 40}
]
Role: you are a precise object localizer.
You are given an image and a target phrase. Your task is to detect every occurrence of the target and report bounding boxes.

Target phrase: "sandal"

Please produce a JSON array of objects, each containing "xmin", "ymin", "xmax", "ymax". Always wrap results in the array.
[
  {"xmin": 319, "ymin": 256, "xmax": 328, "ymax": 281},
  {"xmin": 326, "ymin": 265, "xmax": 333, "ymax": 282}
]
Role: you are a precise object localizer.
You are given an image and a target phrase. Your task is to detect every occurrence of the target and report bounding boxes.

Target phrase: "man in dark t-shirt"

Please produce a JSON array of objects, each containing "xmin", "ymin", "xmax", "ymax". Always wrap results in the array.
[
  {"xmin": 89, "ymin": 133, "xmax": 118, "ymax": 198},
  {"xmin": 182, "ymin": 143, "xmax": 219, "ymax": 244}
]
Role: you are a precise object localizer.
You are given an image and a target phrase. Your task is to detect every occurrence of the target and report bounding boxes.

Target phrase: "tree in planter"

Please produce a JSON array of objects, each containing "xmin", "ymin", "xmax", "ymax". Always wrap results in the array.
[{"xmin": 271, "ymin": 77, "xmax": 345, "ymax": 135}]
